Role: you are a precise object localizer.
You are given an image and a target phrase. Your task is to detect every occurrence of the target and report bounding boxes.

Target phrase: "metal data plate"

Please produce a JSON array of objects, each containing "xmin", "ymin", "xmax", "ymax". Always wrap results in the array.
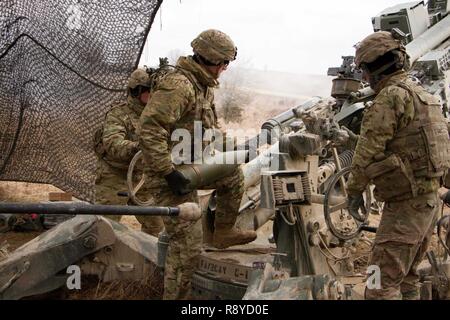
[{"xmin": 260, "ymin": 171, "xmax": 307, "ymax": 209}]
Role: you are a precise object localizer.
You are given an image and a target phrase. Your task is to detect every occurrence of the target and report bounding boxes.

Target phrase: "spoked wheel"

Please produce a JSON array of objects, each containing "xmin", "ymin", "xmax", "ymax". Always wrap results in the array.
[
  {"xmin": 127, "ymin": 151, "xmax": 153, "ymax": 206},
  {"xmin": 323, "ymin": 167, "xmax": 371, "ymax": 241}
]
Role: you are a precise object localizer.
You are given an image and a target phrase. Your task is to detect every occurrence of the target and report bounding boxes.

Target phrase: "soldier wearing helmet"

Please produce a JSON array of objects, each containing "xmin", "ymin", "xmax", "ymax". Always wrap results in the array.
[
  {"xmin": 139, "ymin": 29, "xmax": 256, "ymax": 300},
  {"xmin": 94, "ymin": 66, "xmax": 165, "ymax": 235},
  {"xmin": 347, "ymin": 30, "xmax": 450, "ymax": 300}
]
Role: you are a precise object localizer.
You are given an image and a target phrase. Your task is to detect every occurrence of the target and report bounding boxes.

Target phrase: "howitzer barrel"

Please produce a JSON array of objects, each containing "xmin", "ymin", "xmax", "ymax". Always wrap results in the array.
[
  {"xmin": 243, "ymin": 142, "xmax": 279, "ymax": 188},
  {"xmin": 261, "ymin": 97, "xmax": 321, "ymax": 133},
  {"xmin": 406, "ymin": 14, "xmax": 450, "ymax": 64},
  {"xmin": 243, "ymin": 97, "xmax": 322, "ymax": 148},
  {"xmin": 240, "ymin": 99, "xmax": 324, "ymax": 188},
  {"xmin": 348, "ymin": 16, "xmax": 450, "ymax": 102},
  {"xmin": 0, "ymin": 202, "xmax": 202, "ymax": 221}
]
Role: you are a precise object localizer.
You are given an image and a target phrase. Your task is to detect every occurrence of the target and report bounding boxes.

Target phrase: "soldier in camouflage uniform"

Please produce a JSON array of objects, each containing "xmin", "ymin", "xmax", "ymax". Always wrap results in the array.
[
  {"xmin": 347, "ymin": 31, "xmax": 450, "ymax": 300},
  {"xmin": 139, "ymin": 29, "xmax": 257, "ymax": 300},
  {"xmin": 95, "ymin": 68, "xmax": 164, "ymax": 236}
]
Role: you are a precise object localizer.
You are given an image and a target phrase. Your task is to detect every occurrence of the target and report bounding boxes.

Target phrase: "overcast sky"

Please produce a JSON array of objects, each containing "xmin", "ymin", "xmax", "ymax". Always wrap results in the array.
[{"xmin": 140, "ymin": 0, "xmax": 416, "ymax": 75}]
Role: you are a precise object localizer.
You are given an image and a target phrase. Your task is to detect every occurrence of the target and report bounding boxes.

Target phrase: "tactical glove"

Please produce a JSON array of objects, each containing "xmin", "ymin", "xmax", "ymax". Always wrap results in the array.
[
  {"xmin": 332, "ymin": 126, "xmax": 359, "ymax": 149},
  {"xmin": 164, "ymin": 170, "xmax": 191, "ymax": 196},
  {"xmin": 443, "ymin": 190, "xmax": 450, "ymax": 206},
  {"xmin": 341, "ymin": 126, "xmax": 359, "ymax": 149},
  {"xmin": 347, "ymin": 193, "xmax": 366, "ymax": 222}
]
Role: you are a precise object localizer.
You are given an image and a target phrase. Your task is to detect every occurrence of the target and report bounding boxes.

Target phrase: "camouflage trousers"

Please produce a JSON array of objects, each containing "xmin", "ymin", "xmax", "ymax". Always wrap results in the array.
[
  {"xmin": 145, "ymin": 165, "xmax": 244, "ymax": 300},
  {"xmin": 365, "ymin": 192, "xmax": 440, "ymax": 300},
  {"xmin": 95, "ymin": 159, "xmax": 164, "ymax": 236}
]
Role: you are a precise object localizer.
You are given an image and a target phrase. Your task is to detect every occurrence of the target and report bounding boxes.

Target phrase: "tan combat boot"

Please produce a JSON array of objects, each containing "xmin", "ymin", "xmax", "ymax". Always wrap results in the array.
[{"xmin": 212, "ymin": 224, "xmax": 257, "ymax": 249}]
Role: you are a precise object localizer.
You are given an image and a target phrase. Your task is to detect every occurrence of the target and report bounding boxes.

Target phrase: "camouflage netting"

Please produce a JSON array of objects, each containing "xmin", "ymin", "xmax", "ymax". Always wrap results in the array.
[{"xmin": 0, "ymin": 0, "xmax": 163, "ymax": 202}]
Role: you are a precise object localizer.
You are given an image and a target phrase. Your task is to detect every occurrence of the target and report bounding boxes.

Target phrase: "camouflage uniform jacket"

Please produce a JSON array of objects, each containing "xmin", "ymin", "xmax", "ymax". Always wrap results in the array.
[
  {"xmin": 347, "ymin": 71, "xmax": 445, "ymax": 202},
  {"xmin": 97, "ymin": 96, "xmax": 144, "ymax": 170},
  {"xmin": 139, "ymin": 56, "xmax": 223, "ymax": 177}
]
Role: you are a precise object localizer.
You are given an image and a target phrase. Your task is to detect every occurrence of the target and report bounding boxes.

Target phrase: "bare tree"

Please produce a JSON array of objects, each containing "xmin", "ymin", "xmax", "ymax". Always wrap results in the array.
[
  {"xmin": 166, "ymin": 49, "xmax": 185, "ymax": 65},
  {"xmin": 217, "ymin": 59, "xmax": 253, "ymax": 124}
]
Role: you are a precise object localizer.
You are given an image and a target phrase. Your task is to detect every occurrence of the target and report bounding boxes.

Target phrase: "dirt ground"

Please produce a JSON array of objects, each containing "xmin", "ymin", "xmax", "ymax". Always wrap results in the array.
[{"xmin": 0, "ymin": 181, "xmax": 63, "ymax": 203}]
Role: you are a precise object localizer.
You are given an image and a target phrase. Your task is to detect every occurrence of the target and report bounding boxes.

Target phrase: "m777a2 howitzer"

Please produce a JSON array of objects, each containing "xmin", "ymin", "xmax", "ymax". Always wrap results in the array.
[
  {"xmin": 2, "ymin": 0, "xmax": 450, "ymax": 301},
  {"xmin": 190, "ymin": 0, "xmax": 450, "ymax": 300}
]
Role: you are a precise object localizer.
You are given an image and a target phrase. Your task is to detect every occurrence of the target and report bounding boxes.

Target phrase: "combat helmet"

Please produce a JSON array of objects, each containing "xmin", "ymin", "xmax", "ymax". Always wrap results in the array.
[
  {"xmin": 191, "ymin": 29, "xmax": 237, "ymax": 65},
  {"xmin": 354, "ymin": 28, "xmax": 409, "ymax": 74},
  {"xmin": 127, "ymin": 68, "xmax": 151, "ymax": 90}
]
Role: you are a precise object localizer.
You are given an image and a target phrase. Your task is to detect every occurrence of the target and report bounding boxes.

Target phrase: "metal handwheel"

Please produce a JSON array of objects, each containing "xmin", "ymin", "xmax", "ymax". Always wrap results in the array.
[
  {"xmin": 323, "ymin": 167, "xmax": 371, "ymax": 241},
  {"xmin": 127, "ymin": 150, "xmax": 153, "ymax": 206}
]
